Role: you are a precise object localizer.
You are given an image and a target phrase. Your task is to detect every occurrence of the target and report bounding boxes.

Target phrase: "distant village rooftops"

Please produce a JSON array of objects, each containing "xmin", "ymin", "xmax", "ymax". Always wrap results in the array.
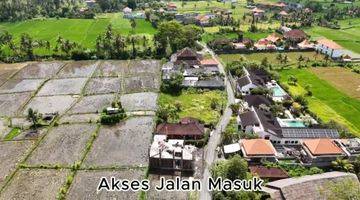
[
  {"xmin": 303, "ymin": 138, "xmax": 344, "ymax": 156},
  {"xmin": 279, "ymin": 10, "xmax": 288, "ymax": 16},
  {"xmin": 317, "ymin": 38, "xmax": 343, "ymax": 50},
  {"xmin": 283, "ymin": 29, "xmax": 307, "ymax": 41},
  {"xmin": 265, "ymin": 33, "xmax": 283, "ymax": 43},
  {"xmin": 252, "ymin": 7, "xmax": 265, "ymax": 13},
  {"xmin": 200, "ymin": 58, "xmax": 219, "ymax": 66},
  {"xmin": 123, "ymin": 7, "xmax": 132, "ymax": 13}
]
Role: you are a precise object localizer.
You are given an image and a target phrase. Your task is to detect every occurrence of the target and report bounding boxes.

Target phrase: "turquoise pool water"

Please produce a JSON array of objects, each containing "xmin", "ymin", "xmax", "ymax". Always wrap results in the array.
[
  {"xmin": 272, "ymin": 85, "xmax": 287, "ymax": 97},
  {"xmin": 284, "ymin": 120, "xmax": 306, "ymax": 128}
]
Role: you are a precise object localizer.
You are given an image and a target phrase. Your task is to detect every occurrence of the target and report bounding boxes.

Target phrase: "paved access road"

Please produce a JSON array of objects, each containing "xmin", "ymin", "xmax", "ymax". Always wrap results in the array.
[{"xmin": 198, "ymin": 43, "xmax": 236, "ymax": 200}]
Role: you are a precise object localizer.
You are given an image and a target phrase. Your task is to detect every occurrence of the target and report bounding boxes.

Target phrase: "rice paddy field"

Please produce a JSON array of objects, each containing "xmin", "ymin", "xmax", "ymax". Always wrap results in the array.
[
  {"xmin": 305, "ymin": 18, "xmax": 360, "ymax": 54},
  {"xmin": 0, "ymin": 13, "xmax": 156, "ymax": 49},
  {"xmin": 278, "ymin": 68, "xmax": 360, "ymax": 135},
  {"xmin": 0, "ymin": 60, "xmax": 161, "ymax": 198}
]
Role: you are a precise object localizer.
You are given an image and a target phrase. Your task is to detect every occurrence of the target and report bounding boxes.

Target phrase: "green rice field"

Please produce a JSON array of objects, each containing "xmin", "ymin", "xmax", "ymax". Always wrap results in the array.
[
  {"xmin": 305, "ymin": 18, "xmax": 360, "ymax": 54},
  {"xmin": 278, "ymin": 68, "xmax": 360, "ymax": 135},
  {"xmin": 0, "ymin": 13, "xmax": 156, "ymax": 48}
]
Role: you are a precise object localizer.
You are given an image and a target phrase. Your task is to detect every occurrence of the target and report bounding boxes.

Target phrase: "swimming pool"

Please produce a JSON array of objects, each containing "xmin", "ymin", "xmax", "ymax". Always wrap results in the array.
[
  {"xmin": 283, "ymin": 120, "xmax": 306, "ymax": 128},
  {"xmin": 271, "ymin": 85, "xmax": 287, "ymax": 97}
]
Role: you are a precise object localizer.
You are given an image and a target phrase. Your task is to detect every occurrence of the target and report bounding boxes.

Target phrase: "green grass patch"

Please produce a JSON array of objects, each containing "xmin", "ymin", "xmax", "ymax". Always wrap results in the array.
[
  {"xmin": 0, "ymin": 13, "xmax": 156, "ymax": 49},
  {"xmin": 158, "ymin": 90, "xmax": 227, "ymax": 125},
  {"xmin": 3, "ymin": 127, "xmax": 21, "ymax": 140},
  {"xmin": 219, "ymin": 52, "xmax": 325, "ymax": 67},
  {"xmin": 278, "ymin": 68, "xmax": 360, "ymax": 135}
]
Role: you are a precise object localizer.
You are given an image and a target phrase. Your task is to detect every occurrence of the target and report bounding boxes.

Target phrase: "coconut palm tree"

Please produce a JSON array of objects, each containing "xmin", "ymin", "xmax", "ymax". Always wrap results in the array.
[{"xmin": 332, "ymin": 158, "xmax": 354, "ymax": 172}]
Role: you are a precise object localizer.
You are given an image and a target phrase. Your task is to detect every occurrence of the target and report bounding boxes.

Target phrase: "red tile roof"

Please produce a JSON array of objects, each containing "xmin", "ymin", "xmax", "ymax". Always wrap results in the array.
[
  {"xmin": 177, "ymin": 47, "xmax": 198, "ymax": 58},
  {"xmin": 284, "ymin": 29, "xmax": 307, "ymax": 40},
  {"xmin": 249, "ymin": 165, "xmax": 289, "ymax": 179},
  {"xmin": 279, "ymin": 11, "xmax": 288, "ymax": 16},
  {"xmin": 156, "ymin": 118, "xmax": 205, "ymax": 137},
  {"xmin": 242, "ymin": 139, "xmax": 276, "ymax": 156},
  {"xmin": 252, "ymin": 8, "xmax": 265, "ymax": 13},
  {"xmin": 303, "ymin": 139, "xmax": 344, "ymax": 156},
  {"xmin": 317, "ymin": 38, "xmax": 343, "ymax": 50},
  {"xmin": 200, "ymin": 58, "xmax": 219, "ymax": 66}
]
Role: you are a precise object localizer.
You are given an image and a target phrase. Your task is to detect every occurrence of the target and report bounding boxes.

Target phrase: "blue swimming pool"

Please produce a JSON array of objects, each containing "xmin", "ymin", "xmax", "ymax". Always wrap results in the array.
[
  {"xmin": 271, "ymin": 85, "xmax": 287, "ymax": 97},
  {"xmin": 283, "ymin": 120, "xmax": 306, "ymax": 128}
]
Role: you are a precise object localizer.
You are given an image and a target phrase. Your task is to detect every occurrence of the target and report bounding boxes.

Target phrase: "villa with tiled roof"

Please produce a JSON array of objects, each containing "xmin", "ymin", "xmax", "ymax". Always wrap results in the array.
[
  {"xmin": 240, "ymin": 139, "xmax": 278, "ymax": 162},
  {"xmin": 301, "ymin": 138, "xmax": 345, "ymax": 166}
]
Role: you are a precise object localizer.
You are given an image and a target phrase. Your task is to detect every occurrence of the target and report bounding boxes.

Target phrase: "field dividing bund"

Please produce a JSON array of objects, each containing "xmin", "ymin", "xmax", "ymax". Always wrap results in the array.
[{"xmin": 279, "ymin": 68, "xmax": 360, "ymax": 135}]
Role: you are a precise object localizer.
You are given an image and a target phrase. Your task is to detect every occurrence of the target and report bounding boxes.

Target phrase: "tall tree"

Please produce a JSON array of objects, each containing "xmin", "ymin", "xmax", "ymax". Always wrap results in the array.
[{"xmin": 19, "ymin": 33, "xmax": 34, "ymax": 60}]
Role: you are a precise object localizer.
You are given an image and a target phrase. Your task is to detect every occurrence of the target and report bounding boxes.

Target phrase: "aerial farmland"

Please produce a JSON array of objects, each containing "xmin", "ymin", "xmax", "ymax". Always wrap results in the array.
[{"xmin": 0, "ymin": 60, "xmax": 161, "ymax": 199}]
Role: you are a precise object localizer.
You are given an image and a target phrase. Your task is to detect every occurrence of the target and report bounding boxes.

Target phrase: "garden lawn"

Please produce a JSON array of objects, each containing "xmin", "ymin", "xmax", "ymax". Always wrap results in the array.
[
  {"xmin": 305, "ymin": 18, "xmax": 360, "ymax": 54},
  {"xmin": 278, "ymin": 68, "xmax": 360, "ymax": 135},
  {"xmin": 0, "ymin": 13, "xmax": 156, "ymax": 49},
  {"xmin": 158, "ymin": 90, "xmax": 227, "ymax": 125}
]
